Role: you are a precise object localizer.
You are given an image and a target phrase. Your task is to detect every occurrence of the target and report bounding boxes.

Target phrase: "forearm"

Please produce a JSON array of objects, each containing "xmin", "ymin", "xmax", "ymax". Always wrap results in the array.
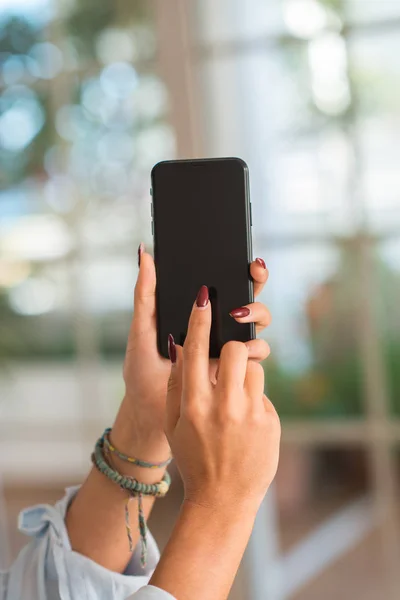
[
  {"xmin": 150, "ymin": 501, "xmax": 256, "ymax": 600},
  {"xmin": 66, "ymin": 396, "xmax": 170, "ymax": 573}
]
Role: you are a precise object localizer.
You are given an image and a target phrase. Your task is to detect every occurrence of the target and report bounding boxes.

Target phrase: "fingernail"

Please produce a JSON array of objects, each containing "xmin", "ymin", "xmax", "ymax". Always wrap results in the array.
[
  {"xmin": 168, "ymin": 334, "xmax": 176, "ymax": 364},
  {"xmin": 196, "ymin": 285, "xmax": 209, "ymax": 308},
  {"xmin": 256, "ymin": 257, "xmax": 266, "ymax": 269},
  {"xmin": 230, "ymin": 307, "xmax": 251, "ymax": 318},
  {"xmin": 138, "ymin": 243, "xmax": 144, "ymax": 267}
]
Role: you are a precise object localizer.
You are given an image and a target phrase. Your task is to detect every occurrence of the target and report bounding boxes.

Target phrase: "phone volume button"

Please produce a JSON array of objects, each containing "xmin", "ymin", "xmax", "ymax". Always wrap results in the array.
[
  {"xmin": 250, "ymin": 203, "xmax": 253, "ymax": 226},
  {"xmin": 151, "ymin": 220, "xmax": 154, "ymax": 235}
]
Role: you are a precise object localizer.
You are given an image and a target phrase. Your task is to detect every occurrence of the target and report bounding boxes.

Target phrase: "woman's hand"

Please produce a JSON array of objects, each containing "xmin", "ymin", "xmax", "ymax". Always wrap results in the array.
[
  {"xmin": 150, "ymin": 286, "xmax": 280, "ymax": 599},
  {"xmin": 114, "ymin": 245, "xmax": 272, "ymax": 461},
  {"xmin": 166, "ymin": 285, "xmax": 281, "ymax": 513}
]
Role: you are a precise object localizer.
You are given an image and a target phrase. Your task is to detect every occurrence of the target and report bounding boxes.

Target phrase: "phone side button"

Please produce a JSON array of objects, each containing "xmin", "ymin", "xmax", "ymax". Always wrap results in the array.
[
  {"xmin": 151, "ymin": 220, "xmax": 154, "ymax": 235},
  {"xmin": 250, "ymin": 202, "xmax": 253, "ymax": 226}
]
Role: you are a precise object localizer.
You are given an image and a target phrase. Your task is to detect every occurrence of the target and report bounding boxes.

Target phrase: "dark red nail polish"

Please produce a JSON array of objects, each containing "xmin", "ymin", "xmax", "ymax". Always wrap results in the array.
[
  {"xmin": 230, "ymin": 307, "xmax": 251, "ymax": 318},
  {"xmin": 138, "ymin": 243, "xmax": 144, "ymax": 267},
  {"xmin": 196, "ymin": 285, "xmax": 209, "ymax": 308},
  {"xmin": 168, "ymin": 334, "xmax": 176, "ymax": 364},
  {"xmin": 256, "ymin": 257, "xmax": 266, "ymax": 269}
]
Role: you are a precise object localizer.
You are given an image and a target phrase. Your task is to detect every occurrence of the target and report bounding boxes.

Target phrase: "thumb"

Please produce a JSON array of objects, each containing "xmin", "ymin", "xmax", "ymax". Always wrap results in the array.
[
  {"xmin": 165, "ymin": 335, "xmax": 183, "ymax": 436},
  {"xmin": 131, "ymin": 244, "xmax": 157, "ymax": 336}
]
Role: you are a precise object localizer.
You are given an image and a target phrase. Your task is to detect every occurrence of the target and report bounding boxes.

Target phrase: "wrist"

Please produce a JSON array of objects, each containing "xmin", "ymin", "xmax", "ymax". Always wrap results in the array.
[
  {"xmin": 106, "ymin": 429, "xmax": 170, "ymax": 484},
  {"xmin": 113, "ymin": 396, "xmax": 169, "ymax": 455},
  {"xmin": 121, "ymin": 392, "xmax": 166, "ymax": 433},
  {"xmin": 111, "ymin": 421, "xmax": 170, "ymax": 465},
  {"xmin": 111, "ymin": 402, "xmax": 171, "ymax": 482},
  {"xmin": 181, "ymin": 497, "xmax": 258, "ymax": 529}
]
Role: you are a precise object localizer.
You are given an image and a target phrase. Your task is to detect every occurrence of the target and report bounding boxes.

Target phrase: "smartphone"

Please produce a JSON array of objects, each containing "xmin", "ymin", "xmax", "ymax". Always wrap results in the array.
[{"xmin": 151, "ymin": 157, "xmax": 255, "ymax": 359}]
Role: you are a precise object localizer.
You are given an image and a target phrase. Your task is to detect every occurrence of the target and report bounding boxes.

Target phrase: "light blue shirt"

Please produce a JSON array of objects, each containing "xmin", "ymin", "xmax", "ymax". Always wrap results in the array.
[{"xmin": 0, "ymin": 487, "xmax": 175, "ymax": 600}]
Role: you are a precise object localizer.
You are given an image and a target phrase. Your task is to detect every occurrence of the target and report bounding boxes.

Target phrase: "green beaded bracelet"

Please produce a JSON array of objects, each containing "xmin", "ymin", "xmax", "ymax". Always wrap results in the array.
[
  {"xmin": 91, "ymin": 432, "xmax": 171, "ymax": 568},
  {"xmin": 92, "ymin": 436, "xmax": 171, "ymax": 497}
]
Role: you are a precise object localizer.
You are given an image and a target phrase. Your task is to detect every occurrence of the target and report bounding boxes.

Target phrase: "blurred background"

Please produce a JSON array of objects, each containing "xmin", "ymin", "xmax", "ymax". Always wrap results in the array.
[{"xmin": 1, "ymin": 0, "xmax": 400, "ymax": 598}]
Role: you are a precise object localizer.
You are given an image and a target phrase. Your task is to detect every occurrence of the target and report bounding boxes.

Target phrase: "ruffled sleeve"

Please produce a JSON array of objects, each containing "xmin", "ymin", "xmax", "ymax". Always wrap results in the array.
[{"xmin": 0, "ymin": 486, "xmax": 175, "ymax": 600}]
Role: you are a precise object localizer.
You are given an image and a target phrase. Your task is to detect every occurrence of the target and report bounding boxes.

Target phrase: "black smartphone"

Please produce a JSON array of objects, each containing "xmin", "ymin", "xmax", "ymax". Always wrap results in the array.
[{"xmin": 151, "ymin": 157, "xmax": 255, "ymax": 359}]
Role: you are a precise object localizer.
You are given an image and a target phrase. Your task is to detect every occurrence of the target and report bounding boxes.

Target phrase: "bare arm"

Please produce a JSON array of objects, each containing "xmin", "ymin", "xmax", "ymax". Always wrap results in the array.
[
  {"xmin": 66, "ymin": 400, "xmax": 170, "ymax": 573},
  {"xmin": 66, "ymin": 248, "xmax": 172, "ymax": 572},
  {"xmin": 150, "ymin": 501, "xmax": 256, "ymax": 600}
]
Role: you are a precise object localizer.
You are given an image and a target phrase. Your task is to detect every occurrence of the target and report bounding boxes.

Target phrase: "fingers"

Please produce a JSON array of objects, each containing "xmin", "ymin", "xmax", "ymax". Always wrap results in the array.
[
  {"xmin": 165, "ymin": 339, "xmax": 183, "ymax": 435},
  {"xmin": 183, "ymin": 286, "xmax": 212, "ymax": 395},
  {"xmin": 230, "ymin": 301, "xmax": 272, "ymax": 334},
  {"xmin": 250, "ymin": 258, "xmax": 269, "ymax": 298},
  {"xmin": 246, "ymin": 338, "xmax": 271, "ymax": 361},
  {"xmin": 217, "ymin": 341, "xmax": 249, "ymax": 392},
  {"xmin": 244, "ymin": 360, "xmax": 265, "ymax": 400}
]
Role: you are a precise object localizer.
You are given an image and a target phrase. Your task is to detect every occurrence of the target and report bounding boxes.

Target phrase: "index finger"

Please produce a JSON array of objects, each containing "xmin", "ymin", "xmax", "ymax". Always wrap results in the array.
[{"xmin": 183, "ymin": 285, "xmax": 212, "ymax": 395}]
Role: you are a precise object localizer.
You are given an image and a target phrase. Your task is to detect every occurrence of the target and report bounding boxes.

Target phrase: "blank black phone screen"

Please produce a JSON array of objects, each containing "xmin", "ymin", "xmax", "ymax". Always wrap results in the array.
[{"xmin": 151, "ymin": 157, "xmax": 254, "ymax": 358}]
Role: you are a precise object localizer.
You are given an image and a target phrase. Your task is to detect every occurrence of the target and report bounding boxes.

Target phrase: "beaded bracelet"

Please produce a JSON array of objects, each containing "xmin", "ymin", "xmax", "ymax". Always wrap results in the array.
[
  {"xmin": 92, "ymin": 436, "xmax": 171, "ymax": 495},
  {"xmin": 102, "ymin": 428, "xmax": 172, "ymax": 469},
  {"xmin": 92, "ymin": 434, "xmax": 171, "ymax": 567}
]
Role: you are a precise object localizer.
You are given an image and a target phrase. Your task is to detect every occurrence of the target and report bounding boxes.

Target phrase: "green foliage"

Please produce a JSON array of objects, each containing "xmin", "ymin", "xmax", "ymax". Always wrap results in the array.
[
  {"xmin": 66, "ymin": 0, "xmax": 116, "ymax": 59},
  {"xmin": 265, "ymin": 242, "xmax": 400, "ymax": 419},
  {"xmin": 265, "ymin": 352, "xmax": 363, "ymax": 419}
]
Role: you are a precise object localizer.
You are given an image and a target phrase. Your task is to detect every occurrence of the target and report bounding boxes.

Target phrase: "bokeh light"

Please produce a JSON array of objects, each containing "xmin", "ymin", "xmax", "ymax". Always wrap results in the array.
[
  {"xmin": 99, "ymin": 62, "xmax": 138, "ymax": 99},
  {"xmin": 95, "ymin": 28, "xmax": 135, "ymax": 65},
  {"xmin": 1, "ymin": 215, "xmax": 73, "ymax": 260},
  {"xmin": 309, "ymin": 33, "xmax": 351, "ymax": 115},
  {"xmin": 28, "ymin": 42, "xmax": 63, "ymax": 79},
  {"xmin": 8, "ymin": 277, "xmax": 56, "ymax": 315}
]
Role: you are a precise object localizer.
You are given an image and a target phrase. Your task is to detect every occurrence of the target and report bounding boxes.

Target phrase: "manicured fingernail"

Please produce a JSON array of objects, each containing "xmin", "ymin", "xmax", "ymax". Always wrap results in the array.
[
  {"xmin": 230, "ymin": 307, "xmax": 251, "ymax": 318},
  {"xmin": 168, "ymin": 334, "xmax": 176, "ymax": 364},
  {"xmin": 196, "ymin": 285, "xmax": 209, "ymax": 308},
  {"xmin": 256, "ymin": 257, "xmax": 266, "ymax": 269},
  {"xmin": 138, "ymin": 243, "xmax": 144, "ymax": 267}
]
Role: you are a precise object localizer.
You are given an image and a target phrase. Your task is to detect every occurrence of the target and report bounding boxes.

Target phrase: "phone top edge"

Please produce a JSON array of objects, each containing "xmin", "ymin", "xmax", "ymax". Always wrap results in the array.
[{"xmin": 151, "ymin": 157, "xmax": 249, "ymax": 172}]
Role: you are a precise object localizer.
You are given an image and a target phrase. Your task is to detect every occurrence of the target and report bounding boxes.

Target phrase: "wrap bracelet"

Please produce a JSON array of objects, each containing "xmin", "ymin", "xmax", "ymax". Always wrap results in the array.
[
  {"xmin": 102, "ymin": 427, "xmax": 172, "ymax": 469},
  {"xmin": 91, "ymin": 433, "xmax": 171, "ymax": 567}
]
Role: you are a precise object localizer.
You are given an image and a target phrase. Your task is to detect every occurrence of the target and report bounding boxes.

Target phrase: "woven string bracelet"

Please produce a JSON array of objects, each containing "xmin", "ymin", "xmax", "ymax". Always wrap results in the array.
[
  {"xmin": 92, "ymin": 434, "xmax": 171, "ymax": 567},
  {"xmin": 104, "ymin": 451, "xmax": 150, "ymax": 565},
  {"xmin": 102, "ymin": 428, "xmax": 172, "ymax": 469}
]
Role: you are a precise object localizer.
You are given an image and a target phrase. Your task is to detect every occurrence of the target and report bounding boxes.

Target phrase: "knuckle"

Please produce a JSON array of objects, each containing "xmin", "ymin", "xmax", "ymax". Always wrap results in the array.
[
  {"xmin": 263, "ymin": 341, "xmax": 271, "ymax": 356},
  {"xmin": 184, "ymin": 339, "xmax": 203, "ymax": 357},
  {"xmin": 167, "ymin": 376, "xmax": 177, "ymax": 393},
  {"xmin": 255, "ymin": 340, "xmax": 270, "ymax": 361},
  {"xmin": 221, "ymin": 340, "xmax": 247, "ymax": 358},
  {"xmin": 248, "ymin": 409, "xmax": 263, "ymax": 427},
  {"xmin": 183, "ymin": 403, "xmax": 206, "ymax": 425},
  {"xmin": 227, "ymin": 411, "xmax": 244, "ymax": 425},
  {"xmin": 220, "ymin": 407, "xmax": 244, "ymax": 426},
  {"xmin": 247, "ymin": 360, "xmax": 264, "ymax": 378}
]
